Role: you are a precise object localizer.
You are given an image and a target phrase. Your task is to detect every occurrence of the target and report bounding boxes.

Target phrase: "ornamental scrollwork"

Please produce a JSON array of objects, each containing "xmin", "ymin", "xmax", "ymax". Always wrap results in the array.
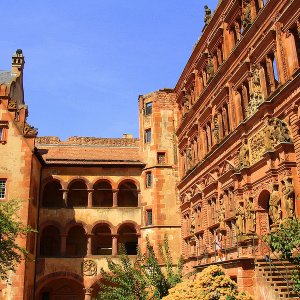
[{"xmin": 82, "ymin": 260, "xmax": 97, "ymax": 276}]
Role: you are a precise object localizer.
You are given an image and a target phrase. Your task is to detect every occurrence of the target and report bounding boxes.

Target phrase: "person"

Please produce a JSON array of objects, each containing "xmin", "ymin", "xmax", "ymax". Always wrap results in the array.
[{"xmin": 214, "ymin": 230, "xmax": 224, "ymax": 262}]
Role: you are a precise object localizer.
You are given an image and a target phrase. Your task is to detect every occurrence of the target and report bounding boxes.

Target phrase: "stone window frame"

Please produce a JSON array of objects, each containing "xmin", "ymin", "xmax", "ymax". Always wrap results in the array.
[
  {"xmin": 157, "ymin": 151, "xmax": 166, "ymax": 165},
  {"xmin": 144, "ymin": 128, "xmax": 151, "ymax": 143},
  {"xmin": 0, "ymin": 121, "xmax": 8, "ymax": 144},
  {"xmin": 145, "ymin": 171, "xmax": 152, "ymax": 188},
  {"xmin": 145, "ymin": 209, "xmax": 153, "ymax": 226},
  {"xmin": 0, "ymin": 179, "xmax": 7, "ymax": 199},
  {"xmin": 144, "ymin": 102, "xmax": 153, "ymax": 116}
]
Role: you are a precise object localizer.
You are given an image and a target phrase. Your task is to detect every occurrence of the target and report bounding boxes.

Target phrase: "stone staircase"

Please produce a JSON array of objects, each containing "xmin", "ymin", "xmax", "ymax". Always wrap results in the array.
[{"xmin": 255, "ymin": 258, "xmax": 300, "ymax": 299}]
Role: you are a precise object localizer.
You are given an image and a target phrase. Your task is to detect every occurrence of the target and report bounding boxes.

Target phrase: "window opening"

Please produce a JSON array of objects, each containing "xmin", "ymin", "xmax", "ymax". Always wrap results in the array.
[
  {"xmin": 0, "ymin": 180, "xmax": 6, "ymax": 199},
  {"xmin": 145, "ymin": 102, "xmax": 153, "ymax": 115},
  {"xmin": 146, "ymin": 172, "xmax": 152, "ymax": 188},
  {"xmin": 146, "ymin": 209, "xmax": 153, "ymax": 226},
  {"xmin": 144, "ymin": 129, "xmax": 151, "ymax": 143},
  {"xmin": 157, "ymin": 152, "xmax": 166, "ymax": 164}
]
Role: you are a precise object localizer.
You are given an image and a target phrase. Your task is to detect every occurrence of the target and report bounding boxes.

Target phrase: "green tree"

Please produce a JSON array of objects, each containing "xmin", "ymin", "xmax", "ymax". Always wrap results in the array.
[
  {"xmin": 0, "ymin": 199, "xmax": 33, "ymax": 280},
  {"xmin": 265, "ymin": 218, "xmax": 300, "ymax": 293},
  {"xmin": 97, "ymin": 236, "xmax": 183, "ymax": 300},
  {"xmin": 161, "ymin": 265, "xmax": 252, "ymax": 300}
]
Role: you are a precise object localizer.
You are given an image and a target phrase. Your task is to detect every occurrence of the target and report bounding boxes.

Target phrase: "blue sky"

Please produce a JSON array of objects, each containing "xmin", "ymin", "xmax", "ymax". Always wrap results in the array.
[{"xmin": 0, "ymin": 0, "xmax": 218, "ymax": 139}]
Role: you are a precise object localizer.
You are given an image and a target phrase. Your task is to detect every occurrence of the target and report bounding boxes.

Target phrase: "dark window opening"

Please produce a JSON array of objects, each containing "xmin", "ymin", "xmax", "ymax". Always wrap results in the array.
[
  {"xmin": 68, "ymin": 181, "xmax": 88, "ymax": 207},
  {"xmin": 0, "ymin": 179, "xmax": 6, "ymax": 199},
  {"xmin": 40, "ymin": 226, "xmax": 61, "ymax": 257},
  {"xmin": 145, "ymin": 129, "xmax": 151, "ymax": 143},
  {"xmin": 118, "ymin": 225, "xmax": 138, "ymax": 255},
  {"xmin": 117, "ymin": 182, "xmax": 138, "ymax": 207},
  {"xmin": 146, "ymin": 172, "xmax": 152, "ymax": 188},
  {"xmin": 157, "ymin": 152, "xmax": 166, "ymax": 164},
  {"xmin": 66, "ymin": 226, "xmax": 87, "ymax": 257},
  {"xmin": 146, "ymin": 209, "xmax": 153, "ymax": 226},
  {"xmin": 93, "ymin": 181, "xmax": 113, "ymax": 207},
  {"xmin": 92, "ymin": 225, "xmax": 112, "ymax": 255},
  {"xmin": 42, "ymin": 181, "xmax": 63, "ymax": 208},
  {"xmin": 145, "ymin": 102, "xmax": 153, "ymax": 115}
]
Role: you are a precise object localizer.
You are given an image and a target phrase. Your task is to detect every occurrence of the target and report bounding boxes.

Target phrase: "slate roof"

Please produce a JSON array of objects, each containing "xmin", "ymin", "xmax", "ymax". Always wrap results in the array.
[{"xmin": 0, "ymin": 70, "xmax": 13, "ymax": 84}]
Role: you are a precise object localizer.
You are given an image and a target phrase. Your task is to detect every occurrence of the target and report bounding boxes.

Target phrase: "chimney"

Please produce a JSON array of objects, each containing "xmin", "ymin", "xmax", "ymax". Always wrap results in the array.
[
  {"xmin": 12, "ymin": 49, "xmax": 25, "ymax": 75},
  {"xmin": 122, "ymin": 133, "xmax": 133, "ymax": 139}
]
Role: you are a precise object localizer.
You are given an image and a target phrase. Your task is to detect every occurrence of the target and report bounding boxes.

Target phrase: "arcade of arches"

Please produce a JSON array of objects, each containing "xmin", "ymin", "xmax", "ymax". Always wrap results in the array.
[{"xmin": 42, "ymin": 179, "xmax": 139, "ymax": 208}]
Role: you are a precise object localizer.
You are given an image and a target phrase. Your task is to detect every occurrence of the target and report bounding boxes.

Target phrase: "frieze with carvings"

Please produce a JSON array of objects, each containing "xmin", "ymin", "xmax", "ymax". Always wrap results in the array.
[
  {"xmin": 237, "ymin": 118, "xmax": 293, "ymax": 170},
  {"xmin": 82, "ymin": 260, "xmax": 97, "ymax": 276}
]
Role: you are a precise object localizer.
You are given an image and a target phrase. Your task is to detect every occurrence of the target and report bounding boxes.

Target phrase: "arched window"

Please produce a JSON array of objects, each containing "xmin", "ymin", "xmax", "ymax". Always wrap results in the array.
[
  {"xmin": 93, "ymin": 181, "xmax": 113, "ymax": 207},
  {"xmin": 118, "ymin": 225, "xmax": 138, "ymax": 255},
  {"xmin": 66, "ymin": 226, "xmax": 87, "ymax": 257},
  {"xmin": 40, "ymin": 226, "xmax": 61, "ymax": 257},
  {"xmin": 68, "ymin": 181, "xmax": 88, "ymax": 207},
  {"xmin": 42, "ymin": 181, "xmax": 64, "ymax": 208},
  {"xmin": 117, "ymin": 182, "xmax": 138, "ymax": 207},
  {"xmin": 92, "ymin": 224, "xmax": 112, "ymax": 255}
]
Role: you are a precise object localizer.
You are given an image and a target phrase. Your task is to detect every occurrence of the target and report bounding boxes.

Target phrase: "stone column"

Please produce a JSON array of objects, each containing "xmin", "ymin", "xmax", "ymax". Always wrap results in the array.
[
  {"xmin": 112, "ymin": 235, "xmax": 118, "ymax": 256},
  {"xmin": 60, "ymin": 234, "xmax": 67, "ymax": 257},
  {"xmin": 84, "ymin": 288, "xmax": 93, "ymax": 300},
  {"xmin": 138, "ymin": 191, "xmax": 141, "ymax": 207},
  {"xmin": 62, "ymin": 190, "xmax": 68, "ymax": 208},
  {"xmin": 113, "ymin": 190, "xmax": 118, "ymax": 207},
  {"xmin": 87, "ymin": 190, "xmax": 93, "ymax": 208},
  {"xmin": 87, "ymin": 234, "xmax": 93, "ymax": 256}
]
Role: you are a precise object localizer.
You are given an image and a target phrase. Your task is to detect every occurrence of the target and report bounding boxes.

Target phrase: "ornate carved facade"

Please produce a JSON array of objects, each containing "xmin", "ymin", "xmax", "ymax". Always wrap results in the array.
[{"xmin": 176, "ymin": 0, "xmax": 300, "ymax": 298}]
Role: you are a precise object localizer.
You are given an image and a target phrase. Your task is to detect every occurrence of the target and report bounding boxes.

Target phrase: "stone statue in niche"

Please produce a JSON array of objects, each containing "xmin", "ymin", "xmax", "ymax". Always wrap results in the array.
[
  {"xmin": 242, "ymin": 1, "xmax": 252, "ymax": 28},
  {"xmin": 204, "ymin": 5, "xmax": 212, "ymax": 25},
  {"xmin": 245, "ymin": 197, "xmax": 256, "ymax": 233},
  {"xmin": 247, "ymin": 64, "xmax": 264, "ymax": 118},
  {"xmin": 238, "ymin": 139, "xmax": 250, "ymax": 169},
  {"xmin": 269, "ymin": 183, "xmax": 281, "ymax": 225},
  {"xmin": 190, "ymin": 210, "xmax": 196, "ymax": 235},
  {"xmin": 218, "ymin": 195, "xmax": 226, "ymax": 229},
  {"xmin": 213, "ymin": 116, "xmax": 220, "ymax": 144},
  {"xmin": 278, "ymin": 121, "xmax": 293, "ymax": 143},
  {"xmin": 235, "ymin": 202, "xmax": 246, "ymax": 235},
  {"xmin": 282, "ymin": 177, "xmax": 295, "ymax": 218},
  {"xmin": 206, "ymin": 55, "xmax": 214, "ymax": 77},
  {"xmin": 183, "ymin": 96, "xmax": 190, "ymax": 114},
  {"xmin": 187, "ymin": 147, "xmax": 193, "ymax": 170}
]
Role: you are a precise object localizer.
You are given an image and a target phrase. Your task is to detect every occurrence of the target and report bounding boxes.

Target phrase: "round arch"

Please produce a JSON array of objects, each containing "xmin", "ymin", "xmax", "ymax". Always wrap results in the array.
[
  {"xmin": 257, "ymin": 189, "xmax": 271, "ymax": 236},
  {"xmin": 117, "ymin": 181, "xmax": 139, "ymax": 207},
  {"xmin": 67, "ymin": 177, "xmax": 91, "ymax": 189},
  {"xmin": 117, "ymin": 222, "xmax": 139, "ymax": 255},
  {"xmin": 42, "ymin": 180, "xmax": 64, "ymax": 208},
  {"xmin": 67, "ymin": 180, "xmax": 88, "ymax": 207},
  {"xmin": 35, "ymin": 272, "xmax": 84, "ymax": 300}
]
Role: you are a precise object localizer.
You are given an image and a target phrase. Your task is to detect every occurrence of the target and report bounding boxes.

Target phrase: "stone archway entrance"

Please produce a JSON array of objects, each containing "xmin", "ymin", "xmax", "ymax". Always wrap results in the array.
[
  {"xmin": 257, "ymin": 190, "xmax": 271, "ymax": 236},
  {"xmin": 37, "ymin": 278, "xmax": 84, "ymax": 300}
]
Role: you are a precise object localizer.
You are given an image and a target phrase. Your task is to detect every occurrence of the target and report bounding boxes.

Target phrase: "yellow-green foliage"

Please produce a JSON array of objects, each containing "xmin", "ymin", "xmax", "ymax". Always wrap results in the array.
[{"xmin": 162, "ymin": 265, "xmax": 252, "ymax": 300}]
